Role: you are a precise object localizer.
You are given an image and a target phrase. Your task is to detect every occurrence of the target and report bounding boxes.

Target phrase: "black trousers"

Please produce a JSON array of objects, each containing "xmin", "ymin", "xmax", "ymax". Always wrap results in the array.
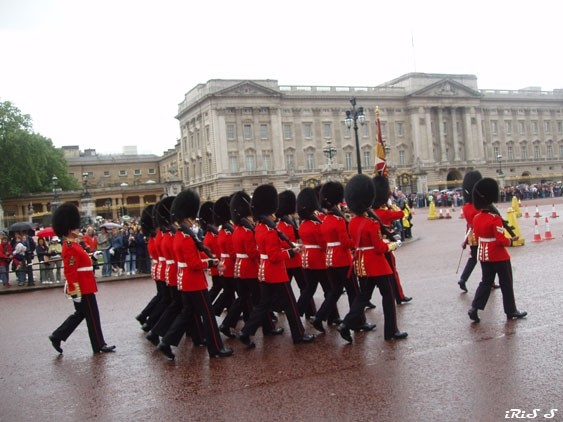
[
  {"xmin": 222, "ymin": 278, "xmax": 273, "ymax": 332},
  {"xmin": 315, "ymin": 266, "xmax": 360, "ymax": 322},
  {"xmin": 343, "ymin": 275, "xmax": 398, "ymax": 339},
  {"xmin": 145, "ymin": 280, "xmax": 170, "ymax": 329},
  {"xmin": 151, "ymin": 286, "xmax": 183, "ymax": 337},
  {"xmin": 52, "ymin": 293, "xmax": 107, "ymax": 353},
  {"xmin": 138, "ymin": 280, "xmax": 161, "ymax": 321},
  {"xmin": 298, "ymin": 269, "xmax": 340, "ymax": 321},
  {"xmin": 208, "ymin": 275, "xmax": 222, "ymax": 303},
  {"xmin": 212, "ymin": 276, "xmax": 236, "ymax": 316},
  {"xmin": 288, "ymin": 267, "xmax": 316, "ymax": 317},
  {"xmin": 472, "ymin": 260, "xmax": 517, "ymax": 315},
  {"xmin": 460, "ymin": 246, "xmax": 478, "ymax": 283},
  {"xmin": 241, "ymin": 282, "xmax": 305, "ymax": 341}
]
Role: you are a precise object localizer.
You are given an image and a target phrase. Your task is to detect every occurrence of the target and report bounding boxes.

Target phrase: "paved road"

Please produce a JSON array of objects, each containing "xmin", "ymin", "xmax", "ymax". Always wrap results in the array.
[{"xmin": 1, "ymin": 198, "xmax": 562, "ymax": 421}]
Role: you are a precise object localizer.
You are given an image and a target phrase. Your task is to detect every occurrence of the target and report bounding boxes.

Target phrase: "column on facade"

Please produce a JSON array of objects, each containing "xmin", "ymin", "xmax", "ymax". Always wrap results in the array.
[
  {"xmin": 437, "ymin": 107, "xmax": 448, "ymax": 162},
  {"xmin": 409, "ymin": 107, "xmax": 423, "ymax": 162},
  {"xmin": 451, "ymin": 107, "xmax": 460, "ymax": 162},
  {"xmin": 270, "ymin": 107, "xmax": 284, "ymax": 172},
  {"xmin": 474, "ymin": 107, "xmax": 486, "ymax": 160},
  {"xmin": 425, "ymin": 107, "xmax": 433, "ymax": 161},
  {"xmin": 462, "ymin": 107, "xmax": 473, "ymax": 161}
]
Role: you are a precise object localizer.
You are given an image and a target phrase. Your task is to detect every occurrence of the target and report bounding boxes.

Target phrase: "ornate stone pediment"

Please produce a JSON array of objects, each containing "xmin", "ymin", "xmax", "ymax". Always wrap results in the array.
[
  {"xmin": 215, "ymin": 81, "xmax": 281, "ymax": 97},
  {"xmin": 409, "ymin": 79, "xmax": 482, "ymax": 98}
]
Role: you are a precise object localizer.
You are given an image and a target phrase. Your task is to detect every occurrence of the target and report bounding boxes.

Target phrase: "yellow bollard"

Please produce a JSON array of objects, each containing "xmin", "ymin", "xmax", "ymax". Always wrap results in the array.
[
  {"xmin": 505, "ymin": 208, "xmax": 525, "ymax": 246},
  {"xmin": 427, "ymin": 201, "xmax": 438, "ymax": 220},
  {"xmin": 511, "ymin": 196, "xmax": 522, "ymax": 218}
]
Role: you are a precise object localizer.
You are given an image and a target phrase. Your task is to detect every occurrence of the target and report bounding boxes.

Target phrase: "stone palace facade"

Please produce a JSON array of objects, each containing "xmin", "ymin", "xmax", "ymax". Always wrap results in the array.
[{"xmin": 175, "ymin": 72, "xmax": 563, "ymax": 199}]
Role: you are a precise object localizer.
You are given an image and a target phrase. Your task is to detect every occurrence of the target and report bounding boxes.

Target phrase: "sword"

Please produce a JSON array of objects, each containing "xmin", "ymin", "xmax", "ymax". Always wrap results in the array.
[{"xmin": 455, "ymin": 247, "xmax": 465, "ymax": 274}]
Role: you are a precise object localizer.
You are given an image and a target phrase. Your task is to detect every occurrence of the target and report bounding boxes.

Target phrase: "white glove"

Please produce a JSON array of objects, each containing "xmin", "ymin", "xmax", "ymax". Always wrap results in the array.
[
  {"xmin": 93, "ymin": 251, "xmax": 103, "ymax": 259},
  {"xmin": 71, "ymin": 295, "xmax": 82, "ymax": 303},
  {"xmin": 109, "ymin": 248, "xmax": 115, "ymax": 256},
  {"xmin": 388, "ymin": 242, "xmax": 398, "ymax": 252}
]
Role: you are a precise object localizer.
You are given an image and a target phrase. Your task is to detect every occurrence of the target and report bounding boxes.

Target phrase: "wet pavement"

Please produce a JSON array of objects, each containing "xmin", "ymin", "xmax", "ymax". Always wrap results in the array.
[{"xmin": 1, "ymin": 198, "xmax": 562, "ymax": 421}]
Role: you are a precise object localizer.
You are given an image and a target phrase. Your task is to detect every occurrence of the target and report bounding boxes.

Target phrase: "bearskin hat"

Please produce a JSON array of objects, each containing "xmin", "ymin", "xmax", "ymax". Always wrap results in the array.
[
  {"xmin": 319, "ymin": 181, "xmax": 344, "ymax": 209},
  {"xmin": 52, "ymin": 202, "xmax": 81, "ymax": 237},
  {"xmin": 372, "ymin": 175, "xmax": 391, "ymax": 208},
  {"xmin": 297, "ymin": 188, "xmax": 320, "ymax": 220},
  {"xmin": 154, "ymin": 196, "xmax": 175, "ymax": 229},
  {"xmin": 472, "ymin": 177, "xmax": 499, "ymax": 210},
  {"xmin": 230, "ymin": 191, "xmax": 252, "ymax": 225},
  {"xmin": 198, "ymin": 201, "xmax": 215, "ymax": 228},
  {"xmin": 251, "ymin": 184, "xmax": 278, "ymax": 218},
  {"xmin": 462, "ymin": 170, "xmax": 483, "ymax": 203},
  {"xmin": 344, "ymin": 174, "xmax": 376, "ymax": 216},
  {"xmin": 276, "ymin": 190, "xmax": 297, "ymax": 218},
  {"xmin": 140, "ymin": 205, "xmax": 155, "ymax": 237},
  {"xmin": 171, "ymin": 189, "xmax": 200, "ymax": 223},
  {"xmin": 213, "ymin": 196, "xmax": 232, "ymax": 226}
]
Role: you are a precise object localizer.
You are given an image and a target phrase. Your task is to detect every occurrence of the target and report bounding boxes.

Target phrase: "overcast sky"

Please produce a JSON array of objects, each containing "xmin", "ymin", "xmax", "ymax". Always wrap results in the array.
[{"xmin": 1, "ymin": 0, "xmax": 561, "ymax": 156}]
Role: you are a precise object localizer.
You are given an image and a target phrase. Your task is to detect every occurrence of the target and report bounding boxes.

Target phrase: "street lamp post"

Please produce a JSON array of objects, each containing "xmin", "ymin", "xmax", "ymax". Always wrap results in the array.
[
  {"xmin": 496, "ymin": 154, "xmax": 505, "ymax": 189},
  {"xmin": 82, "ymin": 172, "xmax": 90, "ymax": 198},
  {"xmin": 51, "ymin": 176, "xmax": 61, "ymax": 212},
  {"xmin": 344, "ymin": 97, "xmax": 366, "ymax": 174},
  {"xmin": 323, "ymin": 139, "xmax": 337, "ymax": 169}
]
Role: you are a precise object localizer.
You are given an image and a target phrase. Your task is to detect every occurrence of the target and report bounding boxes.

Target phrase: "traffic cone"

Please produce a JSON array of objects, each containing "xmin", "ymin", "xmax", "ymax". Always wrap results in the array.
[
  {"xmin": 427, "ymin": 201, "xmax": 438, "ymax": 220},
  {"xmin": 533, "ymin": 205, "xmax": 541, "ymax": 218},
  {"xmin": 544, "ymin": 217, "xmax": 554, "ymax": 240},
  {"xmin": 550, "ymin": 204, "xmax": 559, "ymax": 218},
  {"xmin": 445, "ymin": 208, "xmax": 452, "ymax": 219},
  {"xmin": 512, "ymin": 196, "xmax": 522, "ymax": 218},
  {"xmin": 531, "ymin": 219, "xmax": 543, "ymax": 242},
  {"xmin": 505, "ymin": 208, "xmax": 525, "ymax": 246},
  {"xmin": 438, "ymin": 209, "xmax": 444, "ymax": 219},
  {"xmin": 523, "ymin": 206, "xmax": 530, "ymax": 218}
]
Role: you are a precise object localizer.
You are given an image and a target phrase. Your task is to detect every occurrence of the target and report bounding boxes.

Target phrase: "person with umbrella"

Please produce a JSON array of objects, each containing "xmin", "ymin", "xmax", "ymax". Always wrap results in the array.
[{"xmin": 48, "ymin": 202, "xmax": 115, "ymax": 355}]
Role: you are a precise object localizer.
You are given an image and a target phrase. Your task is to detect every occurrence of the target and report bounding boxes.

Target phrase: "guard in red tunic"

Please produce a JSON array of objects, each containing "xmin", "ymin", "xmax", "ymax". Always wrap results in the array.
[
  {"xmin": 157, "ymin": 189, "xmax": 233, "ymax": 360},
  {"xmin": 336, "ymin": 175, "xmax": 407, "ymax": 342},
  {"xmin": 238, "ymin": 184, "xmax": 315, "ymax": 348},
  {"xmin": 211, "ymin": 196, "xmax": 236, "ymax": 316},
  {"xmin": 199, "ymin": 201, "xmax": 222, "ymax": 304},
  {"xmin": 372, "ymin": 176, "xmax": 412, "ymax": 305},
  {"xmin": 458, "ymin": 171, "xmax": 483, "ymax": 292},
  {"xmin": 468, "ymin": 178, "xmax": 527, "ymax": 323},
  {"xmin": 49, "ymin": 202, "xmax": 115, "ymax": 354}
]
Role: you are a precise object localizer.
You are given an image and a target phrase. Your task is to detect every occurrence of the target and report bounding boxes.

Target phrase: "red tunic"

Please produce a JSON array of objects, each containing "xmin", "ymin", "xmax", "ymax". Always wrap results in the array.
[
  {"xmin": 62, "ymin": 239, "xmax": 97, "ymax": 295},
  {"xmin": 162, "ymin": 231, "xmax": 177, "ymax": 287},
  {"xmin": 203, "ymin": 231, "xmax": 220, "ymax": 277},
  {"xmin": 462, "ymin": 202, "xmax": 479, "ymax": 246},
  {"xmin": 147, "ymin": 236, "xmax": 158, "ymax": 280},
  {"xmin": 298, "ymin": 219, "xmax": 326, "ymax": 270},
  {"xmin": 319, "ymin": 214, "xmax": 353, "ymax": 268},
  {"xmin": 372, "ymin": 207, "xmax": 404, "ymax": 227},
  {"xmin": 174, "ymin": 231, "xmax": 211, "ymax": 292},
  {"xmin": 232, "ymin": 225, "xmax": 259, "ymax": 279},
  {"xmin": 255, "ymin": 222, "xmax": 292, "ymax": 283},
  {"xmin": 154, "ymin": 230, "xmax": 167, "ymax": 282},
  {"xmin": 217, "ymin": 228, "xmax": 235, "ymax": 278},
  {"xmin": 348, "ymin": 215, "xmax": 392, "ymax": 277},
  {"xmin": 473, "ymin": 211, "xmax": 511, "ymax": 262},
  {"xmin": 277, "ymin": 220, "xmax": 302, "ymax": 269}
]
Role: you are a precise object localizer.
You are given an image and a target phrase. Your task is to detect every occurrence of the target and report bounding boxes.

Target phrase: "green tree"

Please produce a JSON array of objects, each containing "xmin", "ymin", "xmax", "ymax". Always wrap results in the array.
[{"xmin": 0, "ymin": 100, "xmax": 78, "ymax": 197}]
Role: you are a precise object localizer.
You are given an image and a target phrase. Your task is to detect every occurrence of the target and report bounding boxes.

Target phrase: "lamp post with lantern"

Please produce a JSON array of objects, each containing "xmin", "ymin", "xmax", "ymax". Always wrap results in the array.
[{"xmin": 344, "ymin": 97, "xmax": 365, "ymax": 174}]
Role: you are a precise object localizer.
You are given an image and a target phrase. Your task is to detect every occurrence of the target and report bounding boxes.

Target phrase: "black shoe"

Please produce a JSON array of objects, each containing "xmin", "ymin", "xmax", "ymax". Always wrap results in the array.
[
  {"xmin": 458, "ymin": 280, "xmax": 468, "ymax": 293},
  {"xmin": 310, "ymin": 317, "xmax": 325, "ymax": 333},
  {"xmin": 385, "ymin": 331, "xmax": 408, "ymax": 340},
  {"xmin": 293, "ymin": 334, "xmax": 315, "ymax": 344},
  {"xmin": 352, "ymin": 322, "xmax": 376, "ymax": 332},
  {"xmin": 507, "ymin": 310, "xmax": 527, "ymax": 320},
  {"xmin": 264, "ymin": 327, "xmax": 284, "ymax": 336},
  {"xmin": 49, "ymin": 335, "xmax": 63, "ymax": 354},
  {"xmin": 146, "ymin": 331, "xmax": 159, "ymax": 346},
  {"xmin": 327, "ymin": 318, "xmax": 342, "ymax": 326},
  {"xmin": 219, "ymin": 324, "xmax": 235, "ymax": 339},
  {"xmin": 399, "ymin": 296, "xmax": 413, "ymax": 304},
  {"xmin": 468, "ymin": 307, "xmax": 480, "ymax": 323},
  {"xmin": 209, "ymin": 347, "xmax": 234, "ymax": 358},
  {"xmin": 157, "ymin": 342, "xmax": 175, "ymax": 360},
  {"xmin": 492, "ymin": 284, "xmax": 501, "ymax": 289},
  {"xmin": 366, "ymin": 301, "xmax": 377, "ymax": 309},
  {"xmin": 100, "ymin": 345, "xmax": 116, "ymax": 353},
  {"xmin": 141, "ymin": 322, "xmax": 151, "ymax": 332},
  {"xmin": 135, "ymin": 314, "xmax": 146, "ymax": 325},
  {"xmin": 237, "ymin": 332, "xmax": 256, "ymax": 348},
  {"xmin": 337, "ymin": 323, "xmax": 352, "ymax": 343}
]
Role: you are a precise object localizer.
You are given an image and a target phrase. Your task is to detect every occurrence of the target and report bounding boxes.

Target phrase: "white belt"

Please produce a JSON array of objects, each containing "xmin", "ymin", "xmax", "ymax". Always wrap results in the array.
[
  {"xmin": 303, "ymin": 245, "xmax": 321, "ymax": 249},
  {"xmin": 236, "ymin": 253, "xmax": 249, "ymax": 258},
  {"xmin": 260, "ymin": 254, "xmax": 268, "ymax": 259},
  {"xmin": 166, "ymin": 260, "xmax": 175, "ymax": 264},
  {"xmin": 177, "ymin": 262, "xmax": 187, "ymax": 268},
  {"xmin": 151, "ymin": 259, "xmax": 157, "ymax": 264},
  {"xmin": 327, "ymin": 242, "xmax": 341, "ymax": 247},
  {"xmin": 77, "ymin": 266, "xmax": 93, "ymax": 272},
  {"xmin": 158, "ymin": 257, "xmax": 166, "ymax": 261},
  {"xmin": 357, "ymin": 246, "xmax": 374, "ymax": 251},
  {"xmin": 220, "ymin": 253, "xmax": 231, "ymax": 258},
  {"xmin": 479, "ymin": 237, "xmax": 496, "ymax": 243}
]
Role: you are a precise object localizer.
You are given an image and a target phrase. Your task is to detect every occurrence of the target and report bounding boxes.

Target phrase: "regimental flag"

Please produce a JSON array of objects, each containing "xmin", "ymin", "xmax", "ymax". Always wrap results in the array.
[{"xmin": 374, "ymin": 106, "xmax": 388, "ymax": 178}]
